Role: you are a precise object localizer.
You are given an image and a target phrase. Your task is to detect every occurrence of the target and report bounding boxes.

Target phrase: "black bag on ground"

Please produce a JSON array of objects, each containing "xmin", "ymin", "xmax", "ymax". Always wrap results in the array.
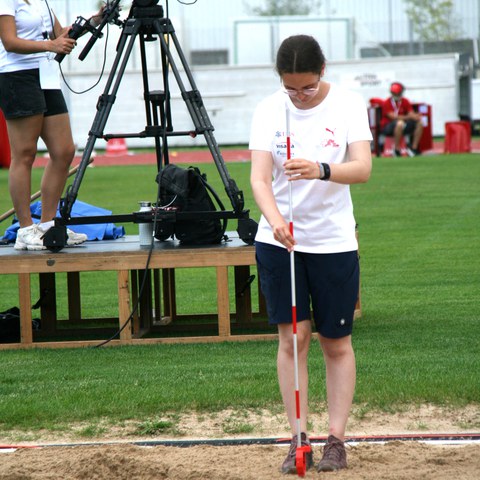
[
  {"xmin": 0, "ymin": 307, "xmax": 41, "ymax": 343},
  {"xmin": 0, "ymin": 307, "xmax": 20, "ymax": 343},
  {"xmin": 155, "ymin": 164, "xmax": 227, "ymax": 245}
]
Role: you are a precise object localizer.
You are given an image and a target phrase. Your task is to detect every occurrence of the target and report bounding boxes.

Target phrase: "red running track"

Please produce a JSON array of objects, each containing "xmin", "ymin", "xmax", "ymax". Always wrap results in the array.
[{"xmin": 27, "ymin": 138, "xmax": 480, "ymax": 169}]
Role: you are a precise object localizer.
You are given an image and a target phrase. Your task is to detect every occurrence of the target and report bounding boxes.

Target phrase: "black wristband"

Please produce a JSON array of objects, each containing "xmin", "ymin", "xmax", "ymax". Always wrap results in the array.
[{"xmin": 321, "ymin": 162, "xmax": 331, "ymax": 181}]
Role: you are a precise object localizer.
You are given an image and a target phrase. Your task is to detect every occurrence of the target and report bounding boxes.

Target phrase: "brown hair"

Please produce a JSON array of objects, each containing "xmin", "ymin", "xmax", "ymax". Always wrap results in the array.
[{"xmin": 276, "ymin": 35, "xmax": 326, "ymax": 76}]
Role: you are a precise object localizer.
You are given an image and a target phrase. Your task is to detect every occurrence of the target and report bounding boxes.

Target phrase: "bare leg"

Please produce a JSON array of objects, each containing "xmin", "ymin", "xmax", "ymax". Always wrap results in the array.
[
  {"xmin": 277, "ymin": 320, "xmax": 312, "ymax": 434},
  {"xmin": 6, "ymin": 115, "xmax": 44, "ymax": 227},
  {"xmin": 411, "ymin": 120, "xmax": 424, "ymax": 150},
  {"xmin": 39, "ymin": 113, "xmax": 76, "ymax": 223},
  {"xmin": 318, "ymin": 334, "xmax": 356, "ymax": 442},
  {"xmin": 393, "ymin": 119, "xmax": 405, "ymax": 150}
]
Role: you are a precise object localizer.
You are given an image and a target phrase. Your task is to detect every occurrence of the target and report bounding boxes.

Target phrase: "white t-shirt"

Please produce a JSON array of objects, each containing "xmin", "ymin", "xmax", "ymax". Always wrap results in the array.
[
  {"xmin": 249, "ymin": 83, "xmax": 372, "ymax": 254},
  {"xmin": 0, "ymin": 0, "xmax": 54, "ymax": 73}
]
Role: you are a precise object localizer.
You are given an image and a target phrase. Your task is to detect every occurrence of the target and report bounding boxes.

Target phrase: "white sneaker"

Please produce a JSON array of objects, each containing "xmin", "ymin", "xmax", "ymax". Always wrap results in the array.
[
  {"xmin": 406, "ymin": 146, "xmax": 421, "ymax": 157},
  {"xmin": 37, "ymin": 225, "xmax": 88, "ymax": 246},
  {"xmin": 66, "ymin": 228, "xmax": 88, "ymax": 246},
  {"xmin": 14, "ymin": 224, "xmax": 46, "ymax": 251}
]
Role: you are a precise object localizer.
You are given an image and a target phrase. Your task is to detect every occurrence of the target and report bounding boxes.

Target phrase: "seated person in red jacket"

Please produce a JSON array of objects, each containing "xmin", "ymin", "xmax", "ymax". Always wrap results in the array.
[{"xmin": 381, "ymin": 82, "xmax": 423, "ymax": 157}]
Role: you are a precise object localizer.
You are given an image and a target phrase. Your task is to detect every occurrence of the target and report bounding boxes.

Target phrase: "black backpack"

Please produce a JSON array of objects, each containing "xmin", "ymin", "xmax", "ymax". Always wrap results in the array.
[
  {"xmin": 0, "ymin": 307, "xmax": 41, "ymax": 343},
  {"xmin": 0, "ymin": 307, "xmax": 20, "ymax": 343},
  {"xmin": 154, "ymin": 164, "xmax": 227, "ymax": 245}
]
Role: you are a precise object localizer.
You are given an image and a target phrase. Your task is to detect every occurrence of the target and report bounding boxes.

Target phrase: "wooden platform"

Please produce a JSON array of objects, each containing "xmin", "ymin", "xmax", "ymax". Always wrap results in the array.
[
  {"xmin": 0, "ymin": 234, "xmax": 277, "ymax": 349},
  {"xmin": 0, "ymin": 234, "xmax": 362, "ymax": 349}
]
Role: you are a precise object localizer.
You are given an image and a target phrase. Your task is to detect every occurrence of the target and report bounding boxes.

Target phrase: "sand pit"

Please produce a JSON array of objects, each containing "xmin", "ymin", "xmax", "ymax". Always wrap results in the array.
[{"xmin": 1, "ymin": 405, "xmax": 479, "ymax": 479}]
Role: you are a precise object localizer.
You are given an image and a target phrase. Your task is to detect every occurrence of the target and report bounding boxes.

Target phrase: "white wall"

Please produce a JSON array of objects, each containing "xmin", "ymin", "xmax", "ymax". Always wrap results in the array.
[
  {"xmin": 63, "ymin": 53, "xmax": 462, "ymax": 151},
  {"xmin": 472, "ymin": 79, "xmax": 480, "ymax": 120}
]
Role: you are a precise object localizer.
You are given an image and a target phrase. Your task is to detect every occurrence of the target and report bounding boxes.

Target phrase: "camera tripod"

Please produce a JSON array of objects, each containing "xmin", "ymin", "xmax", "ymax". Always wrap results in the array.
[{"xmin": 44, "ymin": 1, "xmax": 257, "ymax": 251}]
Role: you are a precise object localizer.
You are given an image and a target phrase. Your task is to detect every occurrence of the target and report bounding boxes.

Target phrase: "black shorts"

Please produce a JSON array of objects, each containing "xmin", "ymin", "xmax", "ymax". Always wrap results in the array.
[
  {"xmin": 255, "ymin": 242, "xmax": 359, "ymax": 339},
  {"xmin": 382, "ymin": 119, "xmax": 417, "ymax": 136},
  {"xmin": 0, "ymin": 69, "xmax": 67, "ymax": 120}
]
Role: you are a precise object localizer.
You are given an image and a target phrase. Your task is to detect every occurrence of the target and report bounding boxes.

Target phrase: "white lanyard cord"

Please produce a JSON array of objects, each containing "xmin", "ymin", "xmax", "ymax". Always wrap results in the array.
[{"xmin": 391, "ymin": 98, "xmax": 400, "ymax": 116}]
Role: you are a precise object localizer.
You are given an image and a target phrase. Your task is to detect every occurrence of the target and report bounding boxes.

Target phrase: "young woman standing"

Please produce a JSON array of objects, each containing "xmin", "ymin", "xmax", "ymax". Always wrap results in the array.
[
  {"xmin": 249, "ymin": 35, "xmax": 372, "ymax": 474},
  {"xmin": 0, "ymin": 0, "xmax": 101, "ymax": 249}
]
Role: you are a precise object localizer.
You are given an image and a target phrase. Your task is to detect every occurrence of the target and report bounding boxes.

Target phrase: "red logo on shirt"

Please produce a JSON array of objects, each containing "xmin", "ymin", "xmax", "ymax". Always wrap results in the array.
[{"xmin": 321, "ymin": 128, "xmax": 339, "ymax": 147}]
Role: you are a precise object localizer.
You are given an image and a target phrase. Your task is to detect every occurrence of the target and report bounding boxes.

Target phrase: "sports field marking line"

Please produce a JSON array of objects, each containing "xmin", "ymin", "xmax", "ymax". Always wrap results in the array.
[{"xmin": 2, "ymin": 433, "xmax": 480, "ymax": 452}]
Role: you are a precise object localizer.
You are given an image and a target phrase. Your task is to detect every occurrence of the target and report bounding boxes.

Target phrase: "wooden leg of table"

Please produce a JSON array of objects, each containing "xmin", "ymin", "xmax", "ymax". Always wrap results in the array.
[
  {"xmin": 153, "ymin": 269, "xmax": 161, "ymax": 323},
  {"xmin": 234, "ymin": 265, "xmax": 252, "ymax": 323},
  {"xmin": 138, "ymin": 269, "xmax": 153, "ymax": 330},
  {"xmin": 216, "ymin": 266, "xmax": 230, "ymax": 337},
  {"xmin": 162, "ymin": 269, "xmax": 176, "ymax": 321},
  {"xmin": 130, "ymin": 270, "xmax": 140, "ymax": 334},
  {"xmin": 38, "ymin": 272, "xmax": 57, "ymax": 334},
  {"xmin": 67, "ymin": 272, "xmax": 82, "ymax": 322},
  {"xmin": 18, "ymin": 273, "xmax": 33, "ymax": 345},
  {"xmin": 118, "ymin": 269, "xmax": 132, "ymax": 342}
]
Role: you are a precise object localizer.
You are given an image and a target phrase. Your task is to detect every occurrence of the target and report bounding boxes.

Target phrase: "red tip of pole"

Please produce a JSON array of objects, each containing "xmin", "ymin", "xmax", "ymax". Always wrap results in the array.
[{"xmin": 295, "ymin": 445, "xmax": 311, "ymax": 477}]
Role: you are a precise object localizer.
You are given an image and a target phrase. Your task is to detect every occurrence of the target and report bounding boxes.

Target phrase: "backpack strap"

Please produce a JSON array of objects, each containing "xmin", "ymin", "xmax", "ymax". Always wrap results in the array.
[{"xmin": 188, "ymin": 166, "xmax": 228, "ymax": 238}]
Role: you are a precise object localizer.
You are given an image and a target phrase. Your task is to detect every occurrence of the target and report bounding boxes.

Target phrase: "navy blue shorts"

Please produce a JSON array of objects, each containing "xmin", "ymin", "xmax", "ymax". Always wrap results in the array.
[
  {"xmin": 255, "ymin": 242, "xmax": 359, "ymax": 339},
  {"xmin": 0, "ymin": 69, "xmax": 67, "ymax": 119}
]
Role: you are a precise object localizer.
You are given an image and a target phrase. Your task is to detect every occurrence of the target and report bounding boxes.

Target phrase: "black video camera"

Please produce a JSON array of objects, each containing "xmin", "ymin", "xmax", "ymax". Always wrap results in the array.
[{"xmin": 54, "ymin": 16, "xmax": 99, "ymax": 63}]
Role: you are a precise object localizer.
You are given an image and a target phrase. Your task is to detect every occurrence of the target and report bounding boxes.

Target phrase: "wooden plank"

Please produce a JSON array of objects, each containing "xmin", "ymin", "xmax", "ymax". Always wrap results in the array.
[
  {"xmin": 0, "ymin": 237, "xmax": 290, "ymax": 348},
  {"xmin": 0, "ymin": 238, "xmax": 256, "ymax": 275},
  {"xmin": 0, "ymin": 334, "xmax": 279, "ymax": 350}
]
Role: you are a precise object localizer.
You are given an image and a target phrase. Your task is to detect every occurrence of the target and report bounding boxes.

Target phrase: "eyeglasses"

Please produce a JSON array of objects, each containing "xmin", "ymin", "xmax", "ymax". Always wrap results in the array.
[{"xmin": 283, "ymin": 81, "xmax": 320, "ymax": 97}]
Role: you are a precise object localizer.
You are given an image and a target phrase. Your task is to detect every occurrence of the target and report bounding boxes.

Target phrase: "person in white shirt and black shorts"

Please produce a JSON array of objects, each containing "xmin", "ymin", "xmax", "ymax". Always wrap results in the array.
[
  {"xmin": 0, "ymin": 0, "xmax": 101, "ymax": 250},
  {"xmin": 249, "ymin": 34, "xmax": 372, "ymax": 474}
]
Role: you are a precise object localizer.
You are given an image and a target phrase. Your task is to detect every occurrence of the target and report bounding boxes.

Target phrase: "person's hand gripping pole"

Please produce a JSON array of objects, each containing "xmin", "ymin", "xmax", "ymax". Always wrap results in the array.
[{"xmin": 286, "ymin": 106, "xmax": 311, "ymax": 477}]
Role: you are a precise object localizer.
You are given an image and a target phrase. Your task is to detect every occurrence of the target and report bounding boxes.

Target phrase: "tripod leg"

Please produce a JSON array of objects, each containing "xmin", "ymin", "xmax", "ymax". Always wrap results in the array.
[
  {"xmin": 60, "ymin": 19, "xmax": 143, "ymax": 221},
  {"xmin": 138, "ymin": 35, "xmax": 172, "ymax": 171},
  {"xmin": 153, "ymin": 18, "xmax": 245, "ymax": 213},
  {"xmin": 47, "ymin": 8, "xmax": 257, "ymax": 250}
]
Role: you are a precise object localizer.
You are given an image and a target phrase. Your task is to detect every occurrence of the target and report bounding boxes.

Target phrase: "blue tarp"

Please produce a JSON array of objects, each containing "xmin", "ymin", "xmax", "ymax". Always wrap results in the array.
[{"xmin": 1, "ymin": 200, "xmax": 125, "ymax": 243}]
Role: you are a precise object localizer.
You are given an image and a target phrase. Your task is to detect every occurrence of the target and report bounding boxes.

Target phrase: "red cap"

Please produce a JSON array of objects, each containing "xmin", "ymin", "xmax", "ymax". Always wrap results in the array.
[{"xmin": 390, "ymin": 82, "xmax": 404, "ymax": 95}]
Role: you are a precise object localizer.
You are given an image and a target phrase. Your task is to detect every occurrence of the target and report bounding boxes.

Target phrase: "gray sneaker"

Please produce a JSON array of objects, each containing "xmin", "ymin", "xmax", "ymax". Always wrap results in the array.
[
  {"xmin": 281, "ymin": 432, "xmax": 313, "ymax": 474},
  {"xmin": 14, "ymin": 224, "xmax": 46, "ymax": 251},
  {"xmin": 317, "ymin": 435, "xmax": 347, "ymax": 472}
]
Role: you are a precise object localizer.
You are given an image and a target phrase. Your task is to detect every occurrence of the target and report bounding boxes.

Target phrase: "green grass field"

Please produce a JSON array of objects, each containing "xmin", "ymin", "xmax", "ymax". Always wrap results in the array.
[{"xmin": 0, "ymin": 151, "xmax": 479, "ymax": 439}]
